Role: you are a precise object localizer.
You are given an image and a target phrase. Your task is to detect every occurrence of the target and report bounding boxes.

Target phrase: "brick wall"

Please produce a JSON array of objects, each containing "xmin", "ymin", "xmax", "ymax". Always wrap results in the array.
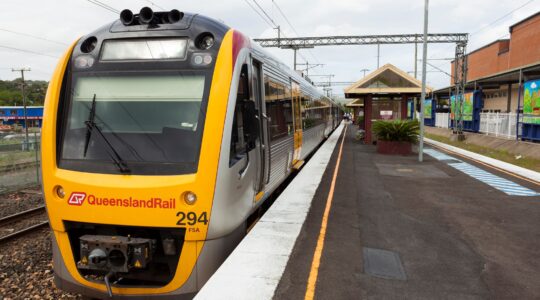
[
  {"xmin": 509, "ymin": 15, "xmax": 540, "ymax": 68},
  {"xmin": 450, "ymin": 13, "xmax": 540, "ymax": 83}
]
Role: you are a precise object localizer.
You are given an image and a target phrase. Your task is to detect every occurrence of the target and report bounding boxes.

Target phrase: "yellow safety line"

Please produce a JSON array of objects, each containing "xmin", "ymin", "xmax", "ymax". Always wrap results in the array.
[
  {"xmin": 425, "ymin": 141, "xmax": 540, "ymax": 186},
  {"xmin": 304, "ymin": 125, "xmax": 348, "ymax": 300}
]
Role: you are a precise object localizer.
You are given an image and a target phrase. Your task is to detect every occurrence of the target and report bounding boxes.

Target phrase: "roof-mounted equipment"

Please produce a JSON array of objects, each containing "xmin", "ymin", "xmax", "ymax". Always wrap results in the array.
[{"xmin": 119, "ymin": 7, "xmax": 184, "ymax": 26}]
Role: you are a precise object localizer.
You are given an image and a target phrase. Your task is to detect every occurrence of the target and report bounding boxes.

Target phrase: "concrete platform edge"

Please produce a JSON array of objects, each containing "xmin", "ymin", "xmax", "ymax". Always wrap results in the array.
[
  {"xmin": 194, "ymin": 124, "xmax": 345, "ymax": 300},
  {"xmin": 424, "ymin": 137, "xmax": 540, "ymax": 183}
]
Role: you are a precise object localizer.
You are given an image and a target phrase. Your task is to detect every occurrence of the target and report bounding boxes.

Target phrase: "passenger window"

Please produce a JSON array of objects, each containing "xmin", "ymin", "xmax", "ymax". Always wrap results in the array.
[
  {"xmin": 230, "ymin": 65, "xmax": 250, "ymax": 166},
  {"xmin": 264, "ymin": 76, "xmax": 294, "ymax": 141}
]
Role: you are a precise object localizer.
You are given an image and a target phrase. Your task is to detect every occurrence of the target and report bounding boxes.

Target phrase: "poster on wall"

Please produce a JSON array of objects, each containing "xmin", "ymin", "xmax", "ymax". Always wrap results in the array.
[
  {"xmin": 423, "ymin": 99, "xmax": 432, "ymax": 119},
  {"xmin": 450, "ymin": 92, "xmax": 473, "ymax": 121},
  {"xmin": 380, "ymin": 110, "xmax": 393, "ymax": 120},
  {"xmin": 523, "ymin": 80, "xmax": 540, "ymax": 124}
]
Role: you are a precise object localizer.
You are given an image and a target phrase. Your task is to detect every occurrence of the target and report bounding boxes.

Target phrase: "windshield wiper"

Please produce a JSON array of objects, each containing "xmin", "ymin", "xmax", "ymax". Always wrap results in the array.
[{"xmin": 83, "ymin": 94, "xmax": 131, "ymax": 174}]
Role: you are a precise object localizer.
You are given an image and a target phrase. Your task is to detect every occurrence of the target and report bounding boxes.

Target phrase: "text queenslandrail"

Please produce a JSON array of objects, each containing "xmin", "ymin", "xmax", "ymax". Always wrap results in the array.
[{"xmin": 87, "ymin": 194, "xmax": 176, "ymax": 209}]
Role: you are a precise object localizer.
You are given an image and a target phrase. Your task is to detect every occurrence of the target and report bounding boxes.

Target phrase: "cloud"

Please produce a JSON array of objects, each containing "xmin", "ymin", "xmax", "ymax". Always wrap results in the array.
[{"xmin": 0, "ymin": 0, "xmax": 538, "ymax": 92}]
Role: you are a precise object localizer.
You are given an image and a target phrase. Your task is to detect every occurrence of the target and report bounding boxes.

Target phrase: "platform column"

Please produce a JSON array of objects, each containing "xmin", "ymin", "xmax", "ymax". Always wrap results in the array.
[
  {"xmin": 365, "ymin": 94, "xmax": 373, "ymax": 144},
  {"xmin": 401, "ymin": 95, "xmax": 408, "ymax": 120}
]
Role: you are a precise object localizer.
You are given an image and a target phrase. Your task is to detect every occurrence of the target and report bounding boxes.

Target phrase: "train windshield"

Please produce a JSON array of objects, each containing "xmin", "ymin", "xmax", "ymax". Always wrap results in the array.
[{"xmin": 59, "ymin": 72, "xmax": 210, "ymax": 175}]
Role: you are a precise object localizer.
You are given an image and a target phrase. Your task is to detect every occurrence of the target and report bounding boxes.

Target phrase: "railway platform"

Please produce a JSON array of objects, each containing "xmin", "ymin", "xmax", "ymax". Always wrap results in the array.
[{"xmin": 197, "ymin": 123, "xmax": 540, "ymax": 300}]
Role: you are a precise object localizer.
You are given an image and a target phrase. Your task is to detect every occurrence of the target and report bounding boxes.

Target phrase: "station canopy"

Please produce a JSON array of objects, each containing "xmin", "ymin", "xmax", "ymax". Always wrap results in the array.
[{"xmin": 344, "ymin": 63, "xmax": 432, "ymax": 98}]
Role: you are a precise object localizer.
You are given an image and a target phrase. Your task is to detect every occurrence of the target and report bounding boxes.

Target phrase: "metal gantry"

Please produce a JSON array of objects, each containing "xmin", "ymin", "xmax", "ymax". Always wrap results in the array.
[
  {"xmin": 254, "ymin": 32, "xmax": 469, "ymax": 135},
  {"xmin": 254, "ymin": 33, "xmax": 468, "ymax": 48},
  {"xmin": 453, "ymin": 42, "xmax": 468, "ymax": 136}
]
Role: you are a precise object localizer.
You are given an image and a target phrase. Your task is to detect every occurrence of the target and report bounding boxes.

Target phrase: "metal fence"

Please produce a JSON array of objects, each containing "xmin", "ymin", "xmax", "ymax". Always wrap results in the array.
[
  {"xmin": 0, "ymin": 133, "xmax": 41, "ymax": 194},
  {"xmin": 479, "ymin": 112, "xmax": 517, "ymax": 139},
  {"xmin": 435, "ymin": 113, "xmax": 450, "ymax": 128}
]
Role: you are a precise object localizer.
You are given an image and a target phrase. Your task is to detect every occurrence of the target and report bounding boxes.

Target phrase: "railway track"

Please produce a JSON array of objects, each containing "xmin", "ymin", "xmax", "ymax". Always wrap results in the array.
[
  {"xmin": 0, "ymin": 205, "xmax": 48, "ymax": 243},
  {"xmin": 0, "ymin": 161, "xmax": 37, "ymax": 174}
]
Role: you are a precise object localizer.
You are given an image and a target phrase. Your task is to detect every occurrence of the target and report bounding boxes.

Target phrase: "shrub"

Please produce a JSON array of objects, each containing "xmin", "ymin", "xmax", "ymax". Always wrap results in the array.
[
  {"xmin": 372, "ymin": 119, "xmax": 420, "ymax": 143},
  {"xmin": 355, "ymin": 116, "xmax": 364, "ymax": 126}
]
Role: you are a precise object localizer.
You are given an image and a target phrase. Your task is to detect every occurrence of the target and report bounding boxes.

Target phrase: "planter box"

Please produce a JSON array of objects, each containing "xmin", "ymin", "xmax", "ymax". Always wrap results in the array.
[{"xmin": 376, "ymin": 140, "xmax": 412, "ymax": 155}]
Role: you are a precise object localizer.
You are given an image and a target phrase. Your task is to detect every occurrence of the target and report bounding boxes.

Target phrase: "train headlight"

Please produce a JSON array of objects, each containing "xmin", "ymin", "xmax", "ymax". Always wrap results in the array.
[
  {"xmin": 191, "ymin": 54, "xmax": 213, "ymax": 67},
  {"xmin": 183, "ymin": 191, "xmax": 197, "ymax": 205},
  {"xmin": 196, "ymin": 33, "xmax": 215, "ymax": 50},
  {"xmin": 74, "ymin": 55, "xmax": 95, "ymax": 69},
  {"xmin": 56, "ymin": 185, "xmax": 65, "ymax": 198}
]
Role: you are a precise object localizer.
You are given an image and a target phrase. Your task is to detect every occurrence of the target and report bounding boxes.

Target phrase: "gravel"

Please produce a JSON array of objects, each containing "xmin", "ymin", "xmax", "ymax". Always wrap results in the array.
[
  {"xmin": 0, "ymin": 228, "xmax": 81, "ymax": 299},
  {"xmin": 0, "ymin": 188, "xmax": 43, "ymax": 218},
  {"xmin": 0, "ymin": 211, "xmax": 48, "ymax": 239},
  {"xmin": 0, "ymin": 188, "xmax": 81, "ymax": 299}
]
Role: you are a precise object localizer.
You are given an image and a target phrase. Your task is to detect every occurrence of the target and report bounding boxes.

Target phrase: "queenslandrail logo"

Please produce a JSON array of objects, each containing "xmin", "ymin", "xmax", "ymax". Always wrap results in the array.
[{"xmin": 67, "ymin": 192, "xmax": 176, "ymax": 209}]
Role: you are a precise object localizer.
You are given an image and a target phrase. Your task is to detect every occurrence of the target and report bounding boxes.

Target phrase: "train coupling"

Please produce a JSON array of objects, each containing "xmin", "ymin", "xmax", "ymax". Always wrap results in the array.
[{"xmin": 77, "ymin": 235, "xmax": 156, "ymax": 273}]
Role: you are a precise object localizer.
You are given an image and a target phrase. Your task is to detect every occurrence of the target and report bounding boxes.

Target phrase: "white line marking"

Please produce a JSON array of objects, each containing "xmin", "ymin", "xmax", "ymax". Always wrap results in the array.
[
  {"xmin": 425, "ymin": 138, "xmax": 540, "ymax": 183},
  {"xmin": 426, "ymin": 149, "xmax": 538, "ymax": 197}
]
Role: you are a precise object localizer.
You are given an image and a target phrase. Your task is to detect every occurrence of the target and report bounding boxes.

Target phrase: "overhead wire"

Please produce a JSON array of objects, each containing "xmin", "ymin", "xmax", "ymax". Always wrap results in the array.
[
  {"xmin": 252, "ymin": 0, "xmax": 279, "ymax": 28},
  {"xmin": 428, "ymin": 0, "xmax": 537, "ymax": 79},
  {"xmin": 0, "ymin": 45, "xmax": 59, "ymax": 59},
  {"xmin": 85, "ymin": 0, "xmax": 120, "ymax": 14},
  {"xmin": 244, "ymin": 0, "xmax": 309, "ymax": 64},
  {"xmin": 470, "ymin": 0, "xmax": 536, "ymax": 36},
  {"xmin": 244, "ymin": 0, "xmax": 274, "ymax": 28},
  {"xmin": 0, "ymin": 28, "xmax": 68, "ymax": 46},
  {"xmin": 142, "ymin": 0, "xmax": 166, "ymax": 10},
  {"xmin": 272, "ymin": 0, "xmax": 321, "ymax": 65}
]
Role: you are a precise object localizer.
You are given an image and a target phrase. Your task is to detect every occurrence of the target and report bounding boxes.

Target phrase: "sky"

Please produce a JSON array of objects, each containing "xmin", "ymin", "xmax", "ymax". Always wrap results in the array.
[{"xmin": 0, "ymin": 0, "xmax": 539, "ymax": 99}]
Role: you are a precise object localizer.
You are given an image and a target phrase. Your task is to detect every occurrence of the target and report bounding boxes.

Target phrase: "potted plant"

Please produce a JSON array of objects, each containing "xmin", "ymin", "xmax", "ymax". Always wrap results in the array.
[
  {"xmin": 372, "ymin": 119, "xmax": 419, "ymax": 155},
  {"xmin": 355, "ymin": 115, "xmax": 365, "ymax": 129}
]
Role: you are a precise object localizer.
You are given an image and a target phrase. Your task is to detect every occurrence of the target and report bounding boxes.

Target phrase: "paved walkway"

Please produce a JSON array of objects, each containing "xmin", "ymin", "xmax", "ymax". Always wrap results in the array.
[{"xmin": 274, "ymin": 124, "xmax": 540, "ymax": 299}]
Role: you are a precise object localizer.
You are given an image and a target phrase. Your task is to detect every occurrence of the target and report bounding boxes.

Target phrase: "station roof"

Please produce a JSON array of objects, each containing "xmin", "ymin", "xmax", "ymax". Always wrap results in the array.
[
  {"xmin": 345, "ymin": 99, "xmax": 363, "ymax": 107},
  {"xmin": 344, "ymin": 63, "xmax": 432, "ymax": 98},
  {"xmin": 433, "ymin": 59, "xmax": 540, "ymax": 97}
]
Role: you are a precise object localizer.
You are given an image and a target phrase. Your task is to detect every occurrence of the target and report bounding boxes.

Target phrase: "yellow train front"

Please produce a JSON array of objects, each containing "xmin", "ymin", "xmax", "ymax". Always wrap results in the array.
[{"xmin": 42, "ymin": 7, "xmax": 340, "ymax": 299}]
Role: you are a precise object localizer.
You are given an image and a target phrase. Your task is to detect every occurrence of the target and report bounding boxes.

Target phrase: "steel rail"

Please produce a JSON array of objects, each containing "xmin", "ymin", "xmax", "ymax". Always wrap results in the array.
[
  {"xmin": 0, "ymin": 221, "xmax": 49, "ymax": 243},
  {"xmin": 0, "ymin": 161, "xmax": 37, "ymax": 174},
  {"xmin": 0, "ymin": 205, "xmax": 46, "ymax": 226}
]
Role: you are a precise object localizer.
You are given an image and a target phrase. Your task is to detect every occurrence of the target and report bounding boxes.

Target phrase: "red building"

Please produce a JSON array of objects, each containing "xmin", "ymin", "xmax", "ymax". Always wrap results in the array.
[{"xmin": 452, "ymin": 12, "xmax": 540, "ymax": 82}]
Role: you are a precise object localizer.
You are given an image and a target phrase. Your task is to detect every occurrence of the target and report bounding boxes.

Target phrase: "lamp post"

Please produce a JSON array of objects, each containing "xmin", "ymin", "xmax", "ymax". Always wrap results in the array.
[{"xmin": 419, "ymin": 0, "xmax": 429, "ymax": 162}]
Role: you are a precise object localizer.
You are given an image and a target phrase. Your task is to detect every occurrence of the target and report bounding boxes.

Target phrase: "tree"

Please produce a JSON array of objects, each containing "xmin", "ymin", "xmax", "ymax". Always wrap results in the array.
[{"xmin": 0, "ymin": 78, "xmax": 48, "ymax": 106}]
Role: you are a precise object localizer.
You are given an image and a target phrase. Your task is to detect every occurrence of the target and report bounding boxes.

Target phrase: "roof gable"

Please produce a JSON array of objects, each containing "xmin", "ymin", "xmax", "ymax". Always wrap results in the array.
[{"xmin": 344, "ymin": 63, "xmax": 432, "ymax": 95}]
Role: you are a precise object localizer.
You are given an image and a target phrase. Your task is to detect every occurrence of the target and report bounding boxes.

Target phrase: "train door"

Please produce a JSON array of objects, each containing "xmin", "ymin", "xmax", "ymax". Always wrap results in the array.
[
  {"xmin": 229, "ymin": 64, "xmax": 258, "ymax": 210},
  {"xmin": 291, "ymin": 81, "xmax": 303, "ymax": 166},
  {"xmin": 251, "ymin": 59, "xmax": 268, "ymax": 201}
]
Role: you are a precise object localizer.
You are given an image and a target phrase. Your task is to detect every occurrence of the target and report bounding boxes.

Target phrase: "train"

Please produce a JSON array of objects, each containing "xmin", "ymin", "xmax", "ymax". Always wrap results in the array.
[{"xmin": 41, "ymin": 7, "xmax": 341, "ymax": 299}]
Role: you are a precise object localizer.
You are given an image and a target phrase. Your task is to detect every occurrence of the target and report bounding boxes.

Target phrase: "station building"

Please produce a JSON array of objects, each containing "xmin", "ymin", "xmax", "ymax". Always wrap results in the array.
[
  {"xmin": 438, "ymin": 11, "xmax": 540, "ymax": 112},
  {"xmin": 431, "ymin": 11, "xmax": 540, "ymax": 141},
  {"xmin": 0, "ymin": 106, "xmax": 44, "ymax": 128}
]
